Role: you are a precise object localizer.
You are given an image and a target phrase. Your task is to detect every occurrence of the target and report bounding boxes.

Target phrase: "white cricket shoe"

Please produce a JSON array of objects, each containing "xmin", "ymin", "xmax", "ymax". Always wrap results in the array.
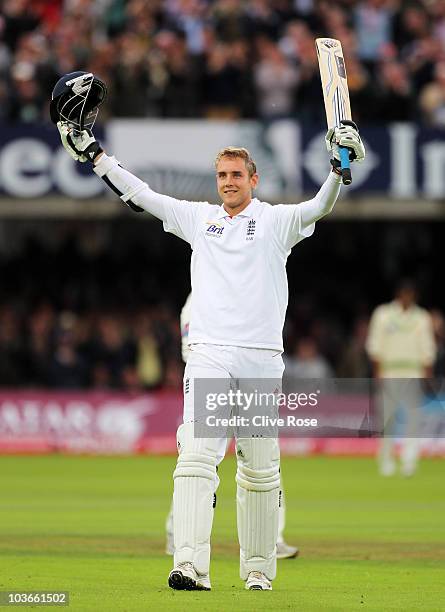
[
  {"xmin": 401, "ymin": 463, "xmax": 417, "ymax": 477},
  {"xmin": 379, "ymin": 460, "xmax": 396, "ymax": 476},
  {"xmin": 276, "ymin": 541, "xmax": 299, "ymax": 559},
  {"xmin": 245, "ymin": 571, "xmax": 272, "ymax": 591},
  {"xmin": 168, "ymin": 562, "xmax": 211, "ymax": 591},
  {"xmin": 380, "ymin": 463, "xmax": 397, "ymax": 478}
]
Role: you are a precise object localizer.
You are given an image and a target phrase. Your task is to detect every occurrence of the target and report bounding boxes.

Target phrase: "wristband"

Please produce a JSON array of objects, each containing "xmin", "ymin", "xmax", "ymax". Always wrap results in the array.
[
  {"xmin": 330, "ymin": 158, "xmax": 342, "ymax": 176},
  {"xmin": 84, "ymin": 141, "xmax": 103, "ymax": 164}
]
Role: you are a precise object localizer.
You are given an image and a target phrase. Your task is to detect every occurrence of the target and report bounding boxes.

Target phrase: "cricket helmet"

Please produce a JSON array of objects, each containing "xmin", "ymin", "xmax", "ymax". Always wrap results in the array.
[{"xmin": 50, "ymin": 71, "xmax": 107, "ymax": 132}]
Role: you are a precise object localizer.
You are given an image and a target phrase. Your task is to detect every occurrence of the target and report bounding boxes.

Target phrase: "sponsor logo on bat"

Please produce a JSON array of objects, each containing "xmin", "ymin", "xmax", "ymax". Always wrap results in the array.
[
  {"xmin": 320, "ymin": 39, "xmax": 338, "ymax": 49},
  {"xmin": 335, "ymin": 56, "xmax": 346, "ymax": 78}
]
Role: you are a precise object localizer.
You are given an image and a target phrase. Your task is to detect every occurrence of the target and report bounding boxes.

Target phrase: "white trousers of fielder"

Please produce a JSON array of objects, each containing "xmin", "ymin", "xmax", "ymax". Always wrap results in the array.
[
  {"xmin": 377, "ymin": 378, "xmax": 422, "ymax": 474},
  {"xmin": 173, "ymin": 343, "xmax": 284, "ymax": 581}
]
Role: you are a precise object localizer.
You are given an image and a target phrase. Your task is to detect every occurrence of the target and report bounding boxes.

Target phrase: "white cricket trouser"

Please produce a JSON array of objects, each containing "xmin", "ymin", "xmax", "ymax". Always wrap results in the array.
[
  {"xmin": 377, "ymin": 378, "xmax": 422, "ymax": 472},
  {"xmin": 173, "ymin": 343, "xmax": 284, "ymax": 578},
  {"xmin": 183, "ymin": 343, "xmax": 285, "ymax": 459}
]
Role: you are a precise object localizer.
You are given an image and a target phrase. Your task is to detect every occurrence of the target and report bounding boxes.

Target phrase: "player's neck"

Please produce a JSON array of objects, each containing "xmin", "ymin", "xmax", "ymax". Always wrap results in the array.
[{"xmin": 223, "ymin": 197, "xmax": 252, "ymax": 218}]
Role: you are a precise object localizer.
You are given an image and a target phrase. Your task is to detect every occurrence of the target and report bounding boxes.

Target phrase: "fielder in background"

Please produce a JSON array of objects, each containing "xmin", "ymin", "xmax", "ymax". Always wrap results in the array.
[
  {"xmin": 165, "ymin": 293, "xmax": 299, "ymax": 560},
  {"xmin": 52, "ymin": 70, "xmax": 365, "ymax": 592},
  {"xmin": 366, "ymin": 280, "xmax": 436, "ymax": 476}
]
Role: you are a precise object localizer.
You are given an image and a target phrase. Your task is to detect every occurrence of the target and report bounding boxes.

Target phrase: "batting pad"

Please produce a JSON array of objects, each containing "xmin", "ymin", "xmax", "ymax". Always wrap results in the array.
[
  {"xmin": 236, "ymin": 437, "xmax": 281, "ymax": 580},
  {"xmin": 173, "ymin": 422, "xmax": 219, "ymax": 575}
]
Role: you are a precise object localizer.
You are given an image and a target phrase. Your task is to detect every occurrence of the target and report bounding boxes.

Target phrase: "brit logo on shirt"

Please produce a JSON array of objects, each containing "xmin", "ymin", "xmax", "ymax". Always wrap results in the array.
[
  {"xmin": 206, "ymin": 222, "xmax": 224, "ymax": 237},
  {"xmin": 246, "ymin": 219, "xmax": 256, "ymax": 240}
]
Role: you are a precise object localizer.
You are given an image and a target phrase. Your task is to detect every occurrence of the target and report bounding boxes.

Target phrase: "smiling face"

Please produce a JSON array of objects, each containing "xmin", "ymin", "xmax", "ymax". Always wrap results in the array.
[{"xmin": 216, "ymin": 156, "xmax": 259, "ymax": 215}]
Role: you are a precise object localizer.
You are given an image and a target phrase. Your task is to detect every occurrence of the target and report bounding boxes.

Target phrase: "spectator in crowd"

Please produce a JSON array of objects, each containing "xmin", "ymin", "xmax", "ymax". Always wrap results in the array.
[
  {"xmin": 108, "ymin": 33, "xmax": 151, "ymax": 117},
  {"xmin": 284, "ymin": 337, "xmax": 333, "ymax": 381},
  {"xmin": 400, "ymin": 7, "xmax": 441, "ymax": 92},
  {"xmin": 354, "ymin": 0, "xmax": 394, "ymax": 72},
  {"xmin": 344, "ymin": 53, "xmax": 378, "ymax": 123},
  {"xmin": 166, "ymin": 0, "xmax": 208, "ymax": 56},
  {"xmin": 202, "ymin": 41, "xmax": 243, "ymax": 118},
  {"xmin": 134, "ymin": 312, "xmax": 163, "ymax": 389},
  {"xmin": 23, "ymin": 303, "xmax": 55, "ymax": 387},
  {"xmin": 419, "ymin": 59, "xmax": 445, "ymax": 126},
  {"xmin": 375, "ymin": 58, "xmax": 416, "ymax": 122},
  {"xmin": 0, "ymin": 305, "xmax": 23, "ymax": 385},
  {"xmin": 153, "ymin": 29, "xmax": 200, "ymax": 117},
  {"xmin": 90, "ymin": 314, "xmax": 137, "ymax": 388},
  {"xmin": 337, "ymin": 317, "xmax": 372, "ymax": 378},
  {"xmin": 431, "ymin": 0, "xmax": 445, "ymax": 48},
  {"xmin": 210, "ymin": 0, "xmax": 250, "ymax": 42},
  {"xmin": 1, "ymin": 0, "xmax": 40, "ymax": 52},
  {"xmin": 8, "ymin": 61, "xmax": 44, "ymax": 122},
  {"xmin": 47, "ymin": 312, "xmax": 88, "ymax": 388},
  {"xmin": 395, "ymin": 3, "xmax": 431, "ymax": 52},
  {"xmin": 254, "ymin": 36, "xmax": 299, "ymax": 119}
]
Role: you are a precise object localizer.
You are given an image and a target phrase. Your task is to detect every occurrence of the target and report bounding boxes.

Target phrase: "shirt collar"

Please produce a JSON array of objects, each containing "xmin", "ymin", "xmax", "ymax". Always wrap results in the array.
[
  {"xmin": 391, "ymin": 300, "xmax": 416, "ymax": 314},
  {"xmin": 216, "ymin": 198, "xmax": 257, "ymax": 219}
]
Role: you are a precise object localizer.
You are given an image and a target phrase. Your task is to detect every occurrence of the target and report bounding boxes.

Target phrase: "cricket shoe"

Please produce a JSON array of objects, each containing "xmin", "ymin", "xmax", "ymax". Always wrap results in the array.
[
  {"xmin": 245, "ymin": 571, "xmax": 272, "ymax": 591},
  {"xmin": 401, "ymin": 463, "xmax": 417, "ymax": 478},
  {"xmin": 276, "ymin": 541, "xmax": 299, "ymax": 559},
  {"xmin": 379, "ymin": 461, "xmax": 396, "ymax": 477},
  {"xmin": 168, "ymin": 562, "xmax": 211, "ymax": 591}
]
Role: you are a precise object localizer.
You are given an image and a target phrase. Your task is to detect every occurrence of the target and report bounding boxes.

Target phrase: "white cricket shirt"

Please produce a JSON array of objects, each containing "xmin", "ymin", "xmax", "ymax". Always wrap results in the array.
[
  {"xmin": 165, "ymin": 197, "xmax": 315, "ymax": 351},
  {"xmin": 366, "ymin": 301, "xmax": 436, "ymax": 377},
  {"xmin": 93, "ymin": 155, "xmax": 341, "ymax": 352}
]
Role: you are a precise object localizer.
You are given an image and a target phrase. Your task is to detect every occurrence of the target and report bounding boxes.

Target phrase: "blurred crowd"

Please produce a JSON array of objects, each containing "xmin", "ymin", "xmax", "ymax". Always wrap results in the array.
[
  {"xmin": 2, "ymin": 0, "xmax": 445, "ymax": 125},
  {"xmin": 1, "ymin": 293, "xmax": 445, "ymax": 390},
  {"xmin": 0, "ymin": 300, "xmax": 185, "ymax": 390},
  {"xmin": 1, "ymin": 225, "xmax": 444, "ymax": 390}
]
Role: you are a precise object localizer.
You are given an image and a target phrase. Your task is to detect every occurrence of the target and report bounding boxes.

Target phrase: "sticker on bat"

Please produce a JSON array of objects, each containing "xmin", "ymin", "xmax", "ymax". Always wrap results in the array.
[
  {"xmin": 321, "ymin": 39, "xmax": 338, "ymax": 49},
  {"xmin": 335, "ymin": 56, "xmax": 346, "ymax": 78}
]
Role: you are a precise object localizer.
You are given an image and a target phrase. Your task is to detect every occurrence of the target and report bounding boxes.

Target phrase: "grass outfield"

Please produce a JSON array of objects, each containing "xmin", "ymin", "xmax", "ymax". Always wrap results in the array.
[{"xmin": 0, "ymin": 455, "xmax": 444, "ymax": 611}]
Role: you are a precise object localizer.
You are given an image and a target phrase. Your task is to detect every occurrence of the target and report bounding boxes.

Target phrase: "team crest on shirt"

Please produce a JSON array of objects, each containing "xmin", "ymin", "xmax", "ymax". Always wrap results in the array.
[
  {"xmin": 206, "ymin": 222, "xmax": 224, "ymax": 237},
  {"xmin": 246, "ymin": 219, "xmax": 256, "ymax": 240}
]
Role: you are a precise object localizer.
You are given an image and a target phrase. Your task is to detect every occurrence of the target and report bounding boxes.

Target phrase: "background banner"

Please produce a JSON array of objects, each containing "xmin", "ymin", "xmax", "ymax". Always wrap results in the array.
[
  {"xmin": 0, "ymin": 390, "xmax": 443, "ymax": 456},
  {"xmin": 1, "ymin": 122, "xmax": 445, "ymax": 200}
]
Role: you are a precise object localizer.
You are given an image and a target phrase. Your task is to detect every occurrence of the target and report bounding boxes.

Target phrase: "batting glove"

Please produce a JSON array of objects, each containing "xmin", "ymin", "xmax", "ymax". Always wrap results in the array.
[
  {"xmin": 57, "ymin": 121, "xmax": 103, "ymax": 163},
  {"xmin": 325, "ymin": 119, "xmax": 366, "ymax": 163}
]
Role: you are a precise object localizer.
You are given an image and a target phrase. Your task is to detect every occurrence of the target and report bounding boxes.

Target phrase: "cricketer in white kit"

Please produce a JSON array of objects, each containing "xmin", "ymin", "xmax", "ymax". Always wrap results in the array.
[
  {"xmin": 366, "ymin": 280, "xmax": 436, "ymax": 477},
  {"xmin": 57, "ymin": 119, "xmax": 365, "ymax": 591},
  {"xmin": 165, "ymin": 293, "xmax": 299, "ymax": 560}
]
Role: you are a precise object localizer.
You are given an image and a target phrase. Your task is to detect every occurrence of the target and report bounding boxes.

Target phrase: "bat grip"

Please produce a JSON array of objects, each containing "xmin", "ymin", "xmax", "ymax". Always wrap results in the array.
[{"xmin": 339, "ymin": 146, "xmax": 352, "ymax": 185}]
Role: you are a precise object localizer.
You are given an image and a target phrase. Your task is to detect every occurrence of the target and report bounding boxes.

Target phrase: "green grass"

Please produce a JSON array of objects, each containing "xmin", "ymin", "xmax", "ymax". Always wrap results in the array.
[{"xmin": 0, "ymin": 455, "xmax": 444, "ymax": 611}]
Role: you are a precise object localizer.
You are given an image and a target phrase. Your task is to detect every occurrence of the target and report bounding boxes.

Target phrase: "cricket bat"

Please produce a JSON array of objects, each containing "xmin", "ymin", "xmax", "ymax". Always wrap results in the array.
[{"xmin": 315, "ymin": 37, "xmax": 353, "ymax": 185}]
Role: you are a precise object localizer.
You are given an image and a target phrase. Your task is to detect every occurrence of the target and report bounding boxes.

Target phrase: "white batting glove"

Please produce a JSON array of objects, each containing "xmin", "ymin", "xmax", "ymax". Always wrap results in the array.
[
  {"xmin": 57, "ymin": 121, "xmax": 102, "ymax": 163},
  {"xmin": 325, "ymin": 120, "xmax": 366, "ymax": 163}
]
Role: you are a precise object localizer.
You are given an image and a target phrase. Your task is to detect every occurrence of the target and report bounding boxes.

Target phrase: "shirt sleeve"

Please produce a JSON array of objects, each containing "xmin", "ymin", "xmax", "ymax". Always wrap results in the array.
[
  {"xmin": 93, "ymin": 153, "xmax": 206, "ymax": 245},
  {"xmin": 419, "ymin": 312, "xmax": 437, "ymax": 367},
  {"xmin": 273, "ymin": 172, "xmax": 341, "ymax": 251}
]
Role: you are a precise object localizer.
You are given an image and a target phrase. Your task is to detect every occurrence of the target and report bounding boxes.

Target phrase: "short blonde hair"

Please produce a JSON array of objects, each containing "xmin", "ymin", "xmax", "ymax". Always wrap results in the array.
[{"xmin": 214, "ymin": 146, "xmax": 257, "ymax": 177}]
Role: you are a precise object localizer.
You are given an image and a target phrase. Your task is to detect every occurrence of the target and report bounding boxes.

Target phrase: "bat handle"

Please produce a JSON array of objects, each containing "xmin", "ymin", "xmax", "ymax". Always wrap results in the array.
[{"xmin": 339, "ymin": 146, "xmax": 352, "ymax": 185}]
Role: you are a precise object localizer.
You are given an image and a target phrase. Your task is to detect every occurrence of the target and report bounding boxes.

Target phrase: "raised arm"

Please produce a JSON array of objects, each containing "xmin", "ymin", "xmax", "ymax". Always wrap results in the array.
[
  {"xmin": 56, "ymin": 123, "xmax": 206, "ymax": 244},
  {"xmin": 57, "ymin": 123, "xmax": 181, "ymax": 220},
  {"xmin": 299, "ymin": 119, "xmax": 366, "ymax": 226},
  {"xmin": 273, "ymin": 121, "xmax": 365, "ymax": 251},
  {"xmin": 298, "ymin": 172, "xmax": 342, "ymax": 227},
  {"xmin": 92, "ymin": 152, "xmax": 187, "ymax": 222}
]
